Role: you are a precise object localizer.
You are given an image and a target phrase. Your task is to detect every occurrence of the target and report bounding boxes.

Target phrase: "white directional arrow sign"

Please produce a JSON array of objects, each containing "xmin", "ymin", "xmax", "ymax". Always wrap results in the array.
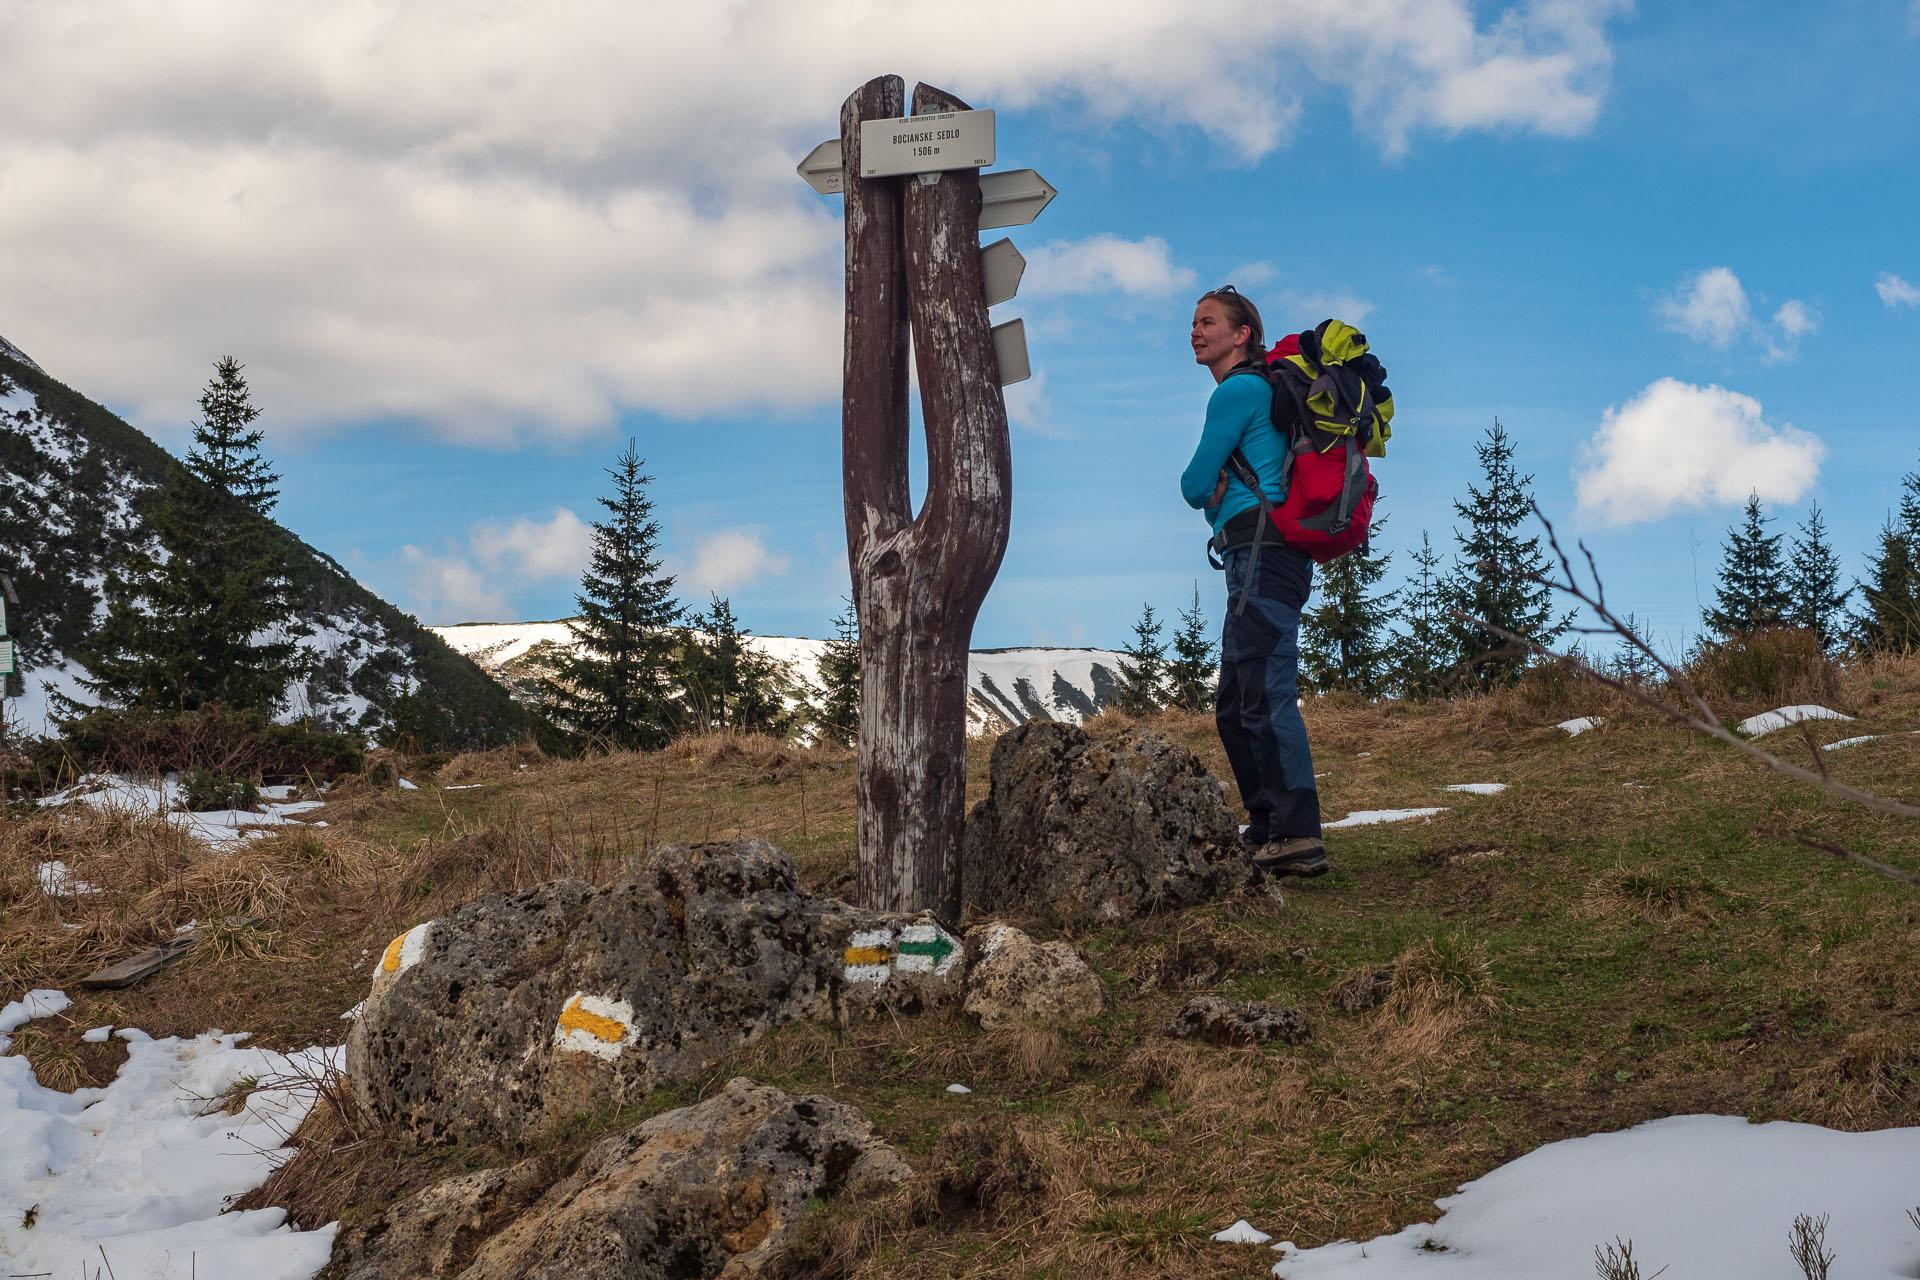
[
  {"xmin": 797, "ymin": 145, "xmax": 1056, "ymax": 232},
  {"xmin": 979, "ymin": 238, "xmax": 1025, "ymax": 308},
  {"xmin": 991, "ymin": 318, "xmax": 1030, "ymax": 387},
  {"xmin": 796, "ymin": 139, "xmax": 844, "ymax": 195},
  {"xmin": 978, "ymin": 169, "xmax": 1057, "ymax": 229}
]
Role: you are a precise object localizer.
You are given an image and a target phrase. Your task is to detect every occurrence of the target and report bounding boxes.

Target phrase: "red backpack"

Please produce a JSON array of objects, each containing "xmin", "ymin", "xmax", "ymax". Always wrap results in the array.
[{"xmin": 1223, "ymin": 319, "xmax": 1392, "ymax": 567}]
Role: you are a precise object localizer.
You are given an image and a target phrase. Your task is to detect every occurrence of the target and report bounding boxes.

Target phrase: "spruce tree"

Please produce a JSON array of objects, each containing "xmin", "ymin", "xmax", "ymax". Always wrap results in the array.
[
  {"xmin": 1855, "ymin": 520, "xmax": 1920, "ymax": 653},
  {"xmin": 816, "ymin": 598, "xmax": 861, "ymax": 747},
  {"xmin": 1113, "ymin": 603, "xmax": 1169, "ymax": 715},
  {"xmin": 1394, "ymin": 531, "xmax": 1454, "ymax": 700},
  {"xmin": 1443, "ymin": 421, "xmax": 1563, "ymax": 688},
  {"xmin": 541, "ymin": 441, "xmax": 681, "ymax": 750},
  {"xmin": 679, "ymin": 595, "xmax": 789, "ymax": 734},
  {"xmin": 1608, "ymin": 612, "xmax": 1662, "ymax": 685},
  {"xmin": 82, "ymin": 357, "xmax": 302, "ymax": 713},
  {"xmin": 1785, "ymin": 504, "xmax": 1849, "ymax": 650},
  {"xmin": 1166, "ymin": 584, "xmax": 1217, "ymax": 713},
  {"xmin": 1703, "ymin": 493, "xmax": 1791, "ymax": 638},
  {"xmin": 1301, "ymin": 517, "xmax": 1396, "ymax": 697}
]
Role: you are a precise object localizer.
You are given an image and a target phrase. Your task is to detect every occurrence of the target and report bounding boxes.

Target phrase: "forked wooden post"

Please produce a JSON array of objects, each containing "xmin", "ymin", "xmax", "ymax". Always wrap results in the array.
[{"xmin": 840, "ymin": 76, "xmax": 1013, "ymax": 921}]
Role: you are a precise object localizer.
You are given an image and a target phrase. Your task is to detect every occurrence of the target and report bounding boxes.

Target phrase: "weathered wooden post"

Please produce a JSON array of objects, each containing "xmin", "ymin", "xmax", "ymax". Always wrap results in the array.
[{"xmin": 804, "ymin": 75, "xmax": 1053, "ymax": 920}]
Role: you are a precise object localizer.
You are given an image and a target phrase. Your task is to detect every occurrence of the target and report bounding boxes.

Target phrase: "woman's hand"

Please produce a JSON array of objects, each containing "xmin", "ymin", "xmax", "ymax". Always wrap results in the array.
[{"xmin": 1209, "ymin": 469, "xmax": 1231, "ymax": 508}]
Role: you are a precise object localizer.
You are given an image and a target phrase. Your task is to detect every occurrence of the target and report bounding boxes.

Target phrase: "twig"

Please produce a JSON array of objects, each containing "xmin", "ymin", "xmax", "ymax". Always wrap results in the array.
[{"xmin": 1760, "ymin": 828, "xmax": 1920, "ymax": 888}]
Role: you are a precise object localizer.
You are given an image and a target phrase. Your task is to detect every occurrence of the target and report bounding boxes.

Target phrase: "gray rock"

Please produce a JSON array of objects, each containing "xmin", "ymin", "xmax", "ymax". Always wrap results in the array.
[
  {"xmin": 333, "ymin": 1157, "xmax": 558, "ymax": 1280},
  {"xmin": 349, "ymin": 838, "xmax": 964, "ymax": 1148},
  {"xmin": 962, "ymin": 924, "xmax": 1108, "ymax": 1029},
  {"xmin": 963, "ymin": 722, "xmax": 1251, "ymax": 926},
  {"xmin": 457, "ymin": 1078, "xmax": 908, "ymax": 1280},
  {"xmin": 1330, "ymin": 963, "xmax": 1397, "ymax": 1012},
  {"xmin": 1164, "ymin": 995, "xmax": 1310, "ymax": 1046}
]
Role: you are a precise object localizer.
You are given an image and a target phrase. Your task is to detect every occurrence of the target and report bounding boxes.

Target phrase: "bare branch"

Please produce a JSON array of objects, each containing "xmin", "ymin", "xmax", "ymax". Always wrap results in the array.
[
  {"xmin": 1449, "ymin": 501, "xmax": 1920, "ymax": 854},
  {"xmin": 1759, "ymin": 828, "xmax": 1920, "ymax": 888}
]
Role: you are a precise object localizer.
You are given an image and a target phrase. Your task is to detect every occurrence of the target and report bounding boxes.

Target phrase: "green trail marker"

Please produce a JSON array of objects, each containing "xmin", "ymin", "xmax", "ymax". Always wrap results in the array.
[{"xmin": 895, "ymin": 923, "xmax": 959, "ymax": 974}]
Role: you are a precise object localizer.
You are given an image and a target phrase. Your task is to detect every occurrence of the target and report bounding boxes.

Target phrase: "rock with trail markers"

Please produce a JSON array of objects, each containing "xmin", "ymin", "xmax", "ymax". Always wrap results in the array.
[
  {"xmin": 963, "ymin": 722, "xmax": 1251, "ymax": 927},
  {"xmin": 348, "ymin": 838, "xmax": 964, "ymax": 1148},
  {"xmin": 962, "ymin": 923, "xmax": 1108, "ymax": 1029}
]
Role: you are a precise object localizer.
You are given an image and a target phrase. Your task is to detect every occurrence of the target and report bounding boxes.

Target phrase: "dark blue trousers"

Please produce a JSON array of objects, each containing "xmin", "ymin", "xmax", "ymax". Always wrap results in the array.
[{"xmin": 1216, "ymin": 545, "xmax": 1321, "ymax": 843}]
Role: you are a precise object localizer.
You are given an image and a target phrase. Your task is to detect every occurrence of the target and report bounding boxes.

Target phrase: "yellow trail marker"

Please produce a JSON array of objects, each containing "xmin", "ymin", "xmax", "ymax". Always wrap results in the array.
[
  {"xmin": 842, "ymin": 946, "xmax": 892, "ymax": 966},
  {"xmin": 380, "ymin": 934, "xmax": 407, "ymax": 972},
  {"xmin": 558, "ymin": 996, "xmax": 627, "ymax": 1044}
]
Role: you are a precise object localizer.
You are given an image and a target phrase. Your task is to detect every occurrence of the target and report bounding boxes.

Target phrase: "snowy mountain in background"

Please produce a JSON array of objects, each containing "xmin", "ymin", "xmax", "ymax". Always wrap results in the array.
[
  {"xmin": 431, "ymin": 621, "xmax": 1128, "ymax": 733},
  {"xmin": 0, "ymin": 340, "xmax": 525, "ymax": 744}
]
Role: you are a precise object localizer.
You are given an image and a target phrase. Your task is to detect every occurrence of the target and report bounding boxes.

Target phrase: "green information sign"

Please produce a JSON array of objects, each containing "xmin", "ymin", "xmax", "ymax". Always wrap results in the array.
[{"xmin": 0, "ymin": 638, "xmax": 14, "ymax": 677}]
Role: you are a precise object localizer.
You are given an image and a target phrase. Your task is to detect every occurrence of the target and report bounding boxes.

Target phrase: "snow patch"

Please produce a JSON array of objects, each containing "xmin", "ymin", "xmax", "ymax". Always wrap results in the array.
[
  {"xmin": 1324, "ymin": 807, "xmax": 1447, "ymax": 828},
  {"xmin": 1820, "ymin": 734, "xmax": 1879, "ymax": 751},
  {"xmin": 1213, "ymin": 1219, "xmax": 1273, "ymax": 1244},
  {"xmin": 38, "ymin": 859, "xmax": 101, "ymax": 896},
  {"xmin": 1556, "ymin": 716, "xmax": 1603, "ymax": 736},
  {"xmin": 1268, "ymin": 1114, "xmax": 1920, "ymax": 1279},
  {"xmin": 1736, "ymin": 704, "xmax": 1852, "ymax": 737},
  {"xmin": 0, "ymin": 1028, "xmax": 337, "ymax": 1279},
  {"xmin": 1444, "ymin": 783, "xmax": 1507, "ymax": 796}
]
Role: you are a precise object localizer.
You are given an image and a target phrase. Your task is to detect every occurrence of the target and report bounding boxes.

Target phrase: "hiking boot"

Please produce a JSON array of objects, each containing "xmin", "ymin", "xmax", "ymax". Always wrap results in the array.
[{"xmin": 1252, "ymin": 837, "xmax": 1329, "ymax": 879}]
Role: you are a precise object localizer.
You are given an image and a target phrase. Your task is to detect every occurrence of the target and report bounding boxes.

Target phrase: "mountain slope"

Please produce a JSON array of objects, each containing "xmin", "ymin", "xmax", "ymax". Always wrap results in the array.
[
  {"xmin": 431, "ymin": 621, "xmax": 1129, "ymax": 733},
  {"xmin": 0, "ymin": 341, "xmax": 525, "ymax": 745}
]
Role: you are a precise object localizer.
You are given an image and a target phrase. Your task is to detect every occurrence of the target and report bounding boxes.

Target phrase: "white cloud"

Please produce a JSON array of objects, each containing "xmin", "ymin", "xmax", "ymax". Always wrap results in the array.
[
  {"xmin": 1004, "ymin": 371, "xmax": 1062, "ymax": 437},
  {"xmin": 1659, "ymin": 267, "xmax": 1751, "ymax": 348},
  {"xmin": 1772, "ymin": 299, "xmax": 1818, "ymax": 338},
  {"xmin": 681, "ymin": 528, "xmax": 791, "ymax": 594},
  {"xmin": 401, "ymin": 546, "xmax": 510, "ymax": 624},
  {"xmin": 1574, "ymin": 379, "xmax": 1826, "ymax": 526},
  {"xmin": 470, "ymin": 507, "xmax": 594, "ymax": 581},
  {"xmin": 1025, "ymin": 236, "xmax": 1196, "ymax": 297},
  {"xmin": 1876, "ymin": 272, "xmax": 1920, "ymax": 308},
  {"xmin": 0, "ymin": 1, "xmax": 1626, "ymax": 442},
  {"xmin": 1279, "ymin": 292, "xmax": 1377, "ymax": 327}
]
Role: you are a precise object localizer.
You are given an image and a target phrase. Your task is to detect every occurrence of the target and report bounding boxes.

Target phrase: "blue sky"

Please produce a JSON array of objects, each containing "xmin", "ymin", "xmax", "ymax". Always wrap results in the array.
[{"xmin": 4, "ymin": 1, "xmax": 1918, "ymax": 656}]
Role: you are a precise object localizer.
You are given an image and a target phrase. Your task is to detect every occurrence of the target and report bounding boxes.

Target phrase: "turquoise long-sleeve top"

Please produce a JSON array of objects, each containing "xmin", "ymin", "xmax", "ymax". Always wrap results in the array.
[{"xmin": 1181, "ymin": 369, "xmax": 1287, "ymax": 533}]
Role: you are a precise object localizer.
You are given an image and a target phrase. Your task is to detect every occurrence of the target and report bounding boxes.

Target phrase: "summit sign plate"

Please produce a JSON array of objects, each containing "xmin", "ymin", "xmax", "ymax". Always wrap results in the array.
[{"xmin": 858, "ymin": 108, "xmax": 995, "ymax": 178}]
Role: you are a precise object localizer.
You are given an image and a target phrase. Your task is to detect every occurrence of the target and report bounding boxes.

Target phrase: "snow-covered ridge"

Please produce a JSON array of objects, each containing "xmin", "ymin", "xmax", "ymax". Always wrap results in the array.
[
  {"xmin": 431, "ymin": 621, "xmax": 1129, "ymax": 731},
  {"xmin": 0, "ymin": 332, "xmax": 44, "ymax": 373}
]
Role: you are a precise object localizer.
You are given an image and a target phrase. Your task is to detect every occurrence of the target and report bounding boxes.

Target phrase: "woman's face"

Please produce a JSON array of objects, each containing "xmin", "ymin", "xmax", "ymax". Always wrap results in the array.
[{"xmin": 1191, "ymin": 299, "xmax": 1250, "ymax": 369}]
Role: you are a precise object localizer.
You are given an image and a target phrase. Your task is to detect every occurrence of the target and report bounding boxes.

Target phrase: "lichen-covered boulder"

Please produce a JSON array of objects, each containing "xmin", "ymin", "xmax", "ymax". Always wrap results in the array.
[
  {"xmin": 333, "ymin": 1156, "xmax": 558, "ymax": 1280},
  {"xmin": 1164, "ymin": 995, "xmax": 1310, "ymax": 1046},
  {"xmin": 333, "ymin": 1080, "xmax": 906, "ymax": 1280},
  {"xmin": 348, "ymin": 839, "xmax": 963, "ymax": 1148},
  {"xmin": 962, "ymin": 722, "xmax": 1251, "ymax": 926},
  {"xmin": 961, "ymin": 924, "xmax": 1108, "ymax": 1029}
]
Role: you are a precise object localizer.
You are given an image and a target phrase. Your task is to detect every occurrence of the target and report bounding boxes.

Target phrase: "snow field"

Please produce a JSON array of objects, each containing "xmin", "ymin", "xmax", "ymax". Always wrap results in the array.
[
  {"xmin": 36, "ymin": 772, "xmax": 328, "ymax": 848},
  {"xmin": 0, "ymin": 995, "xmax": 336, "ymax": 1280},
  {"xmin": 1253, "ymin": 1114, "xmax": 1920, "ymax": 1278}
]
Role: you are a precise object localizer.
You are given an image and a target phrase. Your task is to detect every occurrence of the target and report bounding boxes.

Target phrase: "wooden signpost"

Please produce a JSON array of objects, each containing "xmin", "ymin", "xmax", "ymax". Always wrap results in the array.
[{"xmin": 799, "ymin": 76, "xmax": 1054, "ymax": 920}]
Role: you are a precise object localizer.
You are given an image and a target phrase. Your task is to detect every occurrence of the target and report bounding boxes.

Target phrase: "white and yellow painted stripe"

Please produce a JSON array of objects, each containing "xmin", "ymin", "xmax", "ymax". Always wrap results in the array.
[
  {"xmin": 843, "ymin": 928, "xmax": 894, "ymax": 984},
  {"xmin": 553, "ymin": 992, "xmax": 635, "ymax": 1061},
  {"xmin": 376, "ymin": 922, "xmax": 432, "ymax": 977}
]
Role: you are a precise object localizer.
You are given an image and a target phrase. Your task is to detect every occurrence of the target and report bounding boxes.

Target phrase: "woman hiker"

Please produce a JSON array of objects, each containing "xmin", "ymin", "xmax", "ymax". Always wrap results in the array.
[{"xmin": 1180, "ymin": 286, "xmax": 1328, "ymax": 877}]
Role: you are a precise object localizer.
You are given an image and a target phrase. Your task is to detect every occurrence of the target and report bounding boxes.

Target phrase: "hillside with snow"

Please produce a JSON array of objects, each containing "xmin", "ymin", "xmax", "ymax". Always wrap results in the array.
[
  {"xmin": 431, "ymin": 621, "xmax": 1130, "ymax": 733},
  {"xmin": 0, "ymin": 340, "xmax": 524, "ymax": 744}
]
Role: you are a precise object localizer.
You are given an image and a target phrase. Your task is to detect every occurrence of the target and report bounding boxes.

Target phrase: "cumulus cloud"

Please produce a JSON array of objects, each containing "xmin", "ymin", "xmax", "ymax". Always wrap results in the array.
[
  {"xmin": 1024, "ymin": 236, "xmax": 1196, "ymax": 297},
  {"xmin": 680, "ymin": 528, "xmax": 791, "ymax": 594},
  {"xmin": 1279, "ymin": 292, "xmax": 1377, "ymax": 326},
  {"xmin": 1574, "ymin": 379, "xmax": 1826, "ymax": 526},
  {"xmin": 1877, "ymin": 273, "xmax": 1920, "ymax": 308},
  {"xmin": 401, "ymin": 547, "xmax": 510, "ymax": 624},
  {"xmin": 400, "ymin": 506, "xmax": 591, "ymax": 621},
  {"xmin": 0, "ymin": 0, "xmax": 1627, "ymax": 442},
  {"xmin": 470, "ymin": 507, "xmax": 594, "ymax": 581},
  {"xmin": 1772, "ymin": 299, "xmax": 1818, "ymax": 338},
  {"xmin": 1660, "ymin": 267, "xmax": 1750, "ymax": 348}
]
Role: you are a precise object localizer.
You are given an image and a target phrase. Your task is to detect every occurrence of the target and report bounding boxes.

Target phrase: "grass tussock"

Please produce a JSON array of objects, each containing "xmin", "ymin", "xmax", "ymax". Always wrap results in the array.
[{"xmin": 1684, "ymin": 627, "xmax": 1846, "ymax": 720}]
